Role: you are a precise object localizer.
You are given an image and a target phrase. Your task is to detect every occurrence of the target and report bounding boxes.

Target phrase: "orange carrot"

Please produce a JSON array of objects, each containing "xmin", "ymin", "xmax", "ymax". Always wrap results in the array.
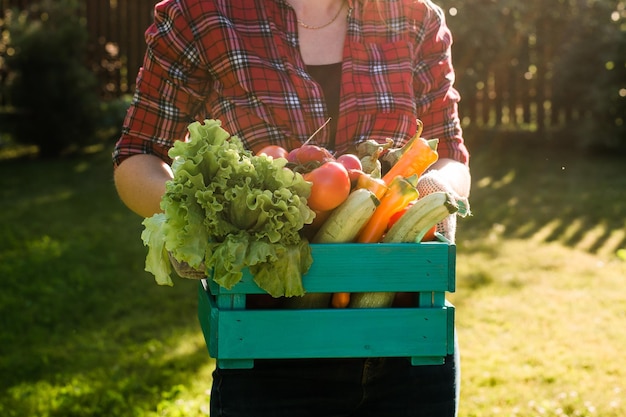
[
  {"xmin": 331, "ymin": 292, "xmax": 351, "ymax": 308},
  {"xmin": 357, "ymin": 175, "xmax": 420, "ymax": 243}
]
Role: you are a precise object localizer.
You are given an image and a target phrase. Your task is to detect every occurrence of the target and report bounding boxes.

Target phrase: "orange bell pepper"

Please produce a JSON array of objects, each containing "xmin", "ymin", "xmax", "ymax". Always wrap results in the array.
[
  {"xmin": 355, "ymin": 171, "xmax": 388, "ymax": 200},
  {"xmin": 381, "ymin": 135, "xmax": 438, "ymax": 185},
  {"xmin": 356, "ymin": 175, "xmax": 420, "ymax": 243}
]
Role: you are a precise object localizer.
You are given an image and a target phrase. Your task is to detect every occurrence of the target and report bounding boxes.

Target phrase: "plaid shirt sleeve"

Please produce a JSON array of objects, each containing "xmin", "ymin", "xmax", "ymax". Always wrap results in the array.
[
  {"xmin": 112, "ymin": 1, "xmax": 209, "ymax": 167},
  {"xmin": 411, "ymin": 4, "xmax": 468, "ymax": 164}
]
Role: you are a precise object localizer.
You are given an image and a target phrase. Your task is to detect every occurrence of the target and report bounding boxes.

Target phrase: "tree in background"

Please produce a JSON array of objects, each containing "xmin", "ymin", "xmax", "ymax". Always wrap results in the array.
[
  {"xmin": 2, "ymin": 0, "xmax": 101, "ymax": 157},
  {"xmin": 437, "ymin": 0, "xmax": 625, "ymax": 151},
  {"xmin": 550, "ymin": 0, "xmax": 625, "ymax": 151}
]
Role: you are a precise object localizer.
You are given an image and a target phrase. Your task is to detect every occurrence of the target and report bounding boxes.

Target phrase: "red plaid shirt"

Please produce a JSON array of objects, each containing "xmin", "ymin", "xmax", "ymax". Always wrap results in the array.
[{"xmin": 113, "ymin": 0, "xmax": 469, "ymax": 167}]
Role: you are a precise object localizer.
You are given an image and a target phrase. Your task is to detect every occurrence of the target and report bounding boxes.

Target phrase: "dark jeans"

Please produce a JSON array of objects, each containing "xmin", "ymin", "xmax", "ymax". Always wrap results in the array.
[{"xmin": 210, "ymin": 344, "xmax": 459, "ymax": 417}]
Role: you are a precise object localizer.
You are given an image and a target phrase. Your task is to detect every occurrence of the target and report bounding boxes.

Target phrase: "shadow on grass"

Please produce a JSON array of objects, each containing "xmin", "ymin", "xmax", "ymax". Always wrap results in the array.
[
  {"xmin": 0, "ymin": 150, "xmax": 214, "ymax": 415},
  {"xmin": 460, "ymin": 130, "xmax": 626, "ymax": 258}
]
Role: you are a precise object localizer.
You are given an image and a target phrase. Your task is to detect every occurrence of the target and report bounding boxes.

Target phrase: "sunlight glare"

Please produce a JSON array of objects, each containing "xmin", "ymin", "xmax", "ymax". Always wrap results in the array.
[
  {"xmin": 515, "ymin": 219, "xmax": 537, "ymax": 238},
  {"xmin": 595, "ymin": 228, "xmax": 626, "ymax": 259},
  {"xmin": 32, "ymin": 190, "xmax": 74, "ymax": 205},
  {"xmin": 163, "ymin": 331, "xmax": 207, "ymax": 361},
  {"xmin": 560, "ymin": 218, "xmax": 584, "ymax": 243},
  {"xmin": 575, "ymin": 223, "xmax": 607, "ymax": 252},
  {"xmin": 530, "ymin": 218, "xmax": 562, "ymax": 243},
  {"xmin": 492, "ymin": 170, "xmax": 516, "ymax": 189},
  {"xmin": 476, "ymin": 176, "xmax": 492, "ymax": 188}
]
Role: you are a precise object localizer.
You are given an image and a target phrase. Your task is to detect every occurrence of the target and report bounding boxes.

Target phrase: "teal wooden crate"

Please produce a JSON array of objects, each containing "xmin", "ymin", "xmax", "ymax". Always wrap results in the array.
[{"xmin": 197, "ymin": 241, "xmax": 456, "ymax": 369}]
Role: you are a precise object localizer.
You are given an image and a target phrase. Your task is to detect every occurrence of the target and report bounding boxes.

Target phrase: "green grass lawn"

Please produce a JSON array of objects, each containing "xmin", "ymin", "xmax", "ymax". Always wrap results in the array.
[
  {"xmin": 0, "ymin": 139, "xmax": 624, "ymax": 416},
  {"xmin": 453, "ymin": 139, "xmax": 626, "ymax": 417}
]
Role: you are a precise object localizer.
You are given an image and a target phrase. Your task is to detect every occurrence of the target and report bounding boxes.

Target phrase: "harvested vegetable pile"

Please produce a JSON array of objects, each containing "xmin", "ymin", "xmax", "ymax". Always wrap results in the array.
[{"xmin": 141, "ymin": 119, "xmax": 315, "ymax": 297}]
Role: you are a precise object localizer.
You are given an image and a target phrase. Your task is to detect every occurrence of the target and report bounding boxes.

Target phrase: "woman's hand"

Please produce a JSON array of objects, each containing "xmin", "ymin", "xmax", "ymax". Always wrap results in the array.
[{"xmin": 417, "ymin": 159, "xmax": 471, "ymax": 242}]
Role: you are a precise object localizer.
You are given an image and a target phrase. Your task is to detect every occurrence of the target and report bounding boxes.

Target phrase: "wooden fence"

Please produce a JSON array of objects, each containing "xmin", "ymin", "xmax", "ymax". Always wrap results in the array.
[
  {"xmin": 83, "ymin": 0, "xmax": 157, "ymax": 98},
  {"xmin": 1, "ymin": 0, "xmax": 585, "ymax": 133},
  {"xmin": 0, "ymin": 0, "xmax": 157, "ymax": 102}
]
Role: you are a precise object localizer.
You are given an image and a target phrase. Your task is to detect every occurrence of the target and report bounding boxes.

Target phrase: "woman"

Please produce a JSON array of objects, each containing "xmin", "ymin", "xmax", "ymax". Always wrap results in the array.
[{"xmin": 113, "ymin": 1, "xmax": 470, "ymax": 415}]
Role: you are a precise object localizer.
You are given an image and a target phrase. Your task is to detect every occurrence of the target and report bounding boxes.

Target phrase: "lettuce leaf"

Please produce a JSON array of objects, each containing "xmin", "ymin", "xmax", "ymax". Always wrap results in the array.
[
  {"xmin": 141, "ymin": 213, "xmax": 172, "ymax": 286},
  {"xmin": 141, "ymin": 119, "xmax": 315, "ymax": 297}
]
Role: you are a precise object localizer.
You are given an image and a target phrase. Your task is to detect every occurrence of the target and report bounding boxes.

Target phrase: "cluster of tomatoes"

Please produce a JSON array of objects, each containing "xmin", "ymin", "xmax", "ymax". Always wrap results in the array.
[
  {"xmin": 257, "ymin": 143, "xmax": 363, "ymax": 216},
  {"xmin": 257, "ymin": 143, "xmax": 438, "ymax": 242}
]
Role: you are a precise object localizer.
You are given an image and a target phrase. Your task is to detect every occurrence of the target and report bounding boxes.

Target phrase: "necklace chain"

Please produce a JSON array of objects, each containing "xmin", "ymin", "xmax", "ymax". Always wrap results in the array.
[{"xmin": 297, "ymin": 2, "xmax": 346, "ymax": 30}]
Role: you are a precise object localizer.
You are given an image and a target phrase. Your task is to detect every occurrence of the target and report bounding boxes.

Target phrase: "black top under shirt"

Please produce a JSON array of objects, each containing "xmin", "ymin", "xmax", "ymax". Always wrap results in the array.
[{"xmin": 306, "ymin": 62, "xmax": 342, "ymax": 151}]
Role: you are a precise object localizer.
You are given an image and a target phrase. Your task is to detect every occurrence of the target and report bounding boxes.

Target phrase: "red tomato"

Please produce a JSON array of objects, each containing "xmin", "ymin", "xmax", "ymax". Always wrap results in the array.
[
  {"xmin": 336, "ymin": 153, "xmax": 362, "ymax": 171},
  {"xmin": 336, "ymin": 154, "xmax": 363, "ymax": 184},
  {"xmin": 303, "ymin": 161, "xmax": 351, "ymax": 211},
  {"xmin": 258, "ymin": 145, "xmax": 289, "ymax": 159}
]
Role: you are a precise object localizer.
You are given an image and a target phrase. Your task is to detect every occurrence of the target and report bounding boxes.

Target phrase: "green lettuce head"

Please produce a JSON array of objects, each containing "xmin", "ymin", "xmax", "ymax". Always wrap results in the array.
[{"xmin": 141, "ymin": 119, "xmax": 315, "ymax": 297}]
